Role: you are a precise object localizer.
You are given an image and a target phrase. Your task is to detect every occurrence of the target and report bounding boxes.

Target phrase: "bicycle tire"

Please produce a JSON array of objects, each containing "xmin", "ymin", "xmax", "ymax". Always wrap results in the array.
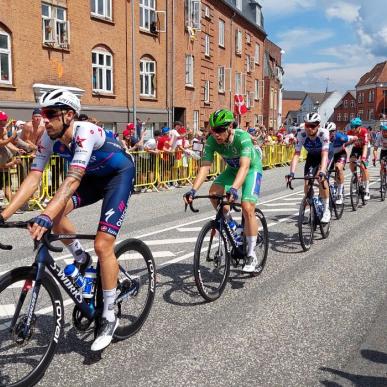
[
  {"xmin": 193, "ymin": 220, "xmax": 230, "ymax": 302},
  {"xmin": 350, "ymin": 175, "xmax": 359, "ymax": 211},
  {"xmin": 332, "ymin": 183, "xmax": 344, "ymax": 220},
  {"xmin": 113, "ymin": 239, "xmax": 156, "ymax": 340},
  {"xmin": 298, "ymin": 197, "xmax": 314, "ymax": 251},
  {"xmin": 381, "ymin": 170, "xmax": 386, "ymax": 202},
  {"xmin": 251, "ymin": 208, "xmax": 269, "ymax": 276},
  {"xmin": 0, "ymin": 266, "xmax": 63, "ymax": 387},
  {"xmin": 319, "ymin": 217, "xmax": 331, "ymax": 239}
]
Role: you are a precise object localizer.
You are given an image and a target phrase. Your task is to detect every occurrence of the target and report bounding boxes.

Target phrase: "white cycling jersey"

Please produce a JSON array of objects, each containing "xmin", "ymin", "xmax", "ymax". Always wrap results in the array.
[{"xmin": 374, "ymin": 132, "xmax": 387, "ymax": 150}]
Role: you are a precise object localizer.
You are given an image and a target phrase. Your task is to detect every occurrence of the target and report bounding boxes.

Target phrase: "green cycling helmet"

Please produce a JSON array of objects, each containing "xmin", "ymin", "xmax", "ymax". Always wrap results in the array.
[
  {"xmin": 380, "ymin": 124, "xmax": 387, "ymax": 131},
  {"xmin": 209, "ymin": 109, "xmax": 234, "ymax": 128}
]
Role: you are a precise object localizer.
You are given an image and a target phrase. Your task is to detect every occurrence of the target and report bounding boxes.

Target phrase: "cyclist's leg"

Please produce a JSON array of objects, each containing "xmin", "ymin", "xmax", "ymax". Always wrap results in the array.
[
  {"xmin": 335, "ymin": 152, "xmax": 346, "ymax": 198},
  {"xmin": 304, "ymin": 154, "xmax": 318, "ymax": 195},
  {"xmin": 349, "ymin": 147, "xmax": 360, "ymax": 173},
  {"xmin": 211, "ymin": 167, "xmax": 234, "ymax": 216}
]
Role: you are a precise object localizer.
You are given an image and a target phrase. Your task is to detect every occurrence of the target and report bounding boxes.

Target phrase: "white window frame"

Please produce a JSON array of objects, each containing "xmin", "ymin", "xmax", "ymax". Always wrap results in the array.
[
  {"xmin": 193, "ymin": 110, "xmax": 199, "ymax": 132},
  {"xmin": 368, "ymin": 108, "xmax": 374, "ymax": 120},
  {"xmin": 350, "ymin": 112, "xmax": 355, "ymax": 120},
  {"xmin": 254, "ymin": 79, "xmax": 260, "ymax": 100},
  {"xmin": 246, "ymin": 55, "xmax": 251, "ymax": 73},
  {"xmin": 185, "ymin": 0, "xmax": 201, "ymax": 30},
  {"xmin": 235, "ymin": 29, "xmax": 242, "ymax": 55},
  {"xmin": 42, "ymin": 3, "xmax": 70, "ymax": 48},
  {"xmin": 254, "ymin": 43, "xmax": 260, "ymax": 64},
  {"xmin": 204, "ymin": 34, "xmax": 210, "ymax": 57},
  {"xmin": 255, "ymin": 6, "xmax": 262, "ymax": 27},
  {"xmin": 337, "ymin": 113, "xmax": 341, "ymax": 121},
  {"xmin": 350, "ymin": 100, "xmax": 355, "ymax": 108},
  {"xmin": 91, "ymin": 0, "xmax": 112, "ymax": 20},
  {"xmin": 140, "ymin": 57, "xmax": 156, "ymax": 97},
  {"xmin": 204, "ymin": 5, "xmax": 210, "ymax": 18},
  {"xmin": 343, "ymin": 99, "xmax": 348, "ymax": 108},
  {"xmin": 0, "ymin": 30, "xmax": 12, "ymax": 84},
  {"xmin": 185, "ymin": 54, "xmax": 194, "ymax": 86},
  {"xmin": 246, "ymin": 33, "xmax": 251, "ymax": 45},
  {"xmin": 140, "ymin": 0, "xmax": 156, "ymax": 32},
  {"xmin": 343, "ymin": 112, "xmax": 348, "ymax": 122},
  {"xmin": 218, "ymin": 19, "xmax": 225, "ymax": 47},
  {"xmin": 92, "ymin": 48, "xmax": 113, "ymax": 93},
  {"xmin": 204, "ymin": 80, "xmax": 210, "ymax": 103},
  {"xmin": 218, "ymin": 66, "xmax": 225, "ymax": 93},
  {"xmin": 236, "ymin": 0, "xmax": 242, "ymax": 11}
]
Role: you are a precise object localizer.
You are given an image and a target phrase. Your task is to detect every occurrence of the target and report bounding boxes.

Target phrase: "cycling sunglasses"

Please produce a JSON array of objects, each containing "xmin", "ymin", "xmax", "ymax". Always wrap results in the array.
[
  {"xmin": 41, "ymin": 109, "xmax": 64, "ymax": 119},
  {"xmin": 212, "ymin": 125, "xmax": 229, "ymax": 133},
  {"xmin": 305, "ymin": 123, "xmax": 319, "ymax": 129}
]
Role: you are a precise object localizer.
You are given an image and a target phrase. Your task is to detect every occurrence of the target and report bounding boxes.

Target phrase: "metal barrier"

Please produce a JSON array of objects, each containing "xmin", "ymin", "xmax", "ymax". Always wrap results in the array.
[{"xmin": 0, "ymin": 144, "xmax": 299, "ymax": 209}]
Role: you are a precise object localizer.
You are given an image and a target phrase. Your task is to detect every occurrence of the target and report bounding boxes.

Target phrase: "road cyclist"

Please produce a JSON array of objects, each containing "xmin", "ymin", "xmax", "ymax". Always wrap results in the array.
[
  {"xmin": 373, "ymin": 124, "xmax": 387, "ymax": 200},
  {"xmin": 183, "ymin": 108, "xmax": 263, "ymax": 273}
]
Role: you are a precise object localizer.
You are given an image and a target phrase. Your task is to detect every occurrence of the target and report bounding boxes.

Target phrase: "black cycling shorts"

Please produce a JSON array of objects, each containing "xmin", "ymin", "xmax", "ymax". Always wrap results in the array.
[
  {"xmin": 380, "ymin": 149, "xmax": 387, "ymax": 162},
  {"xmin": 350, "ymin": 147, "xmax": 363, "ymax": 159},
  {"xmin": 304, "ymin": 153, "xmax": 321, "ymax": 176}
]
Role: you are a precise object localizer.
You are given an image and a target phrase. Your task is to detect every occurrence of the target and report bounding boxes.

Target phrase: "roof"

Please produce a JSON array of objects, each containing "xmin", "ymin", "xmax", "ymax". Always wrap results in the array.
[
  {"xmin": 334, "ymin": 90, "xmax": 356, "ymax": 109},
  {"xmin": 286, "ymin": 110, "xmax": 299, "ymax": 119},
  {"xmin": 283, "ymin": 91, "xmax": 306, "ymax": 100},
  {"xmin": 306, "ymin": 92, "xmax": 333, "ymax": 105},
  {"xmin": 356, "ymin": 61, "xmax": 387, "ymax": 87}
]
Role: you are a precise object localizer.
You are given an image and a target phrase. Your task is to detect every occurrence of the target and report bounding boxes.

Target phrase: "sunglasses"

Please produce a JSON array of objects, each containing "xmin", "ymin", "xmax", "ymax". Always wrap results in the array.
[
  {"xmin": 212, "ymin": 126, "xmax": 229, "ymax": 134},
  {"xmin": 305, "ymin": 123, "xmax": 318, "ymax": 129},
  {"xmin": 41, "ymin": 109, "xmax": 63, "ymax": 119}
]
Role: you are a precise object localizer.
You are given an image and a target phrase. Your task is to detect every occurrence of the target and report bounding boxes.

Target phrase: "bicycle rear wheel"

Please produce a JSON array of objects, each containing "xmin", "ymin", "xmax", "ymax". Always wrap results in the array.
[
  {"xmin": 298, "ymin": 197, "xmax": 314, "ymax": 251},
  {"xmin": 0, "ymin": 266, "xmax": 63, "ymax": 387},
  {"xmin": 113, "ymin": 239, "xmax": 156, "ymax": 340},
  {"xmin": 252, "ymin": 208, "xmax": 269, "ymax": 276},
  {"xmin": 350, "ymin": 175, "xmax": 359, "ymax": 211},
  {"xmin": 332, "ymin": 184, "xmax": 344, "ymax": 220},
  {"xmin": 193, "ymin": 220, "xmax": 230, "ymax": 302}
]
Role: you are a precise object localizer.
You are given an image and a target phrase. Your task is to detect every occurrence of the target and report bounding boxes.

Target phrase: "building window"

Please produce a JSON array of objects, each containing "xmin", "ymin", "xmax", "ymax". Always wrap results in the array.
[
  {"xmin": 92, "ymin": 48, "xmax": 113, "ymax": 93},
  {"xmin": 254, "ymin": 43, "xmax": 260, "ymax": 64},
  {"xmin": 204, "ymin": 34, "xmax": 210, "ymax": 57},
  {"xmin": 337, "ymin": 113, "xmax": 341, "ymax": 122},
  {"xmin": 246, "ymin": 33, "xmax": 251, "ymax": 45},
  {"xmin": 254, "ymin": 79, "xmax": 260, "ymax": 100},
  {"xmin": 236, "ymin": 0, "xmax": 242, "ymax": 10},
  {"xmin": 246, "ymin": 92, "xmax": 251, "ymax": 110},
  {"xmin": 185, "ymin": 0, "xmax": 201, "ymax": 30},
  {"xmin": 140, "ymin": 0, "xmax": 156, "ymax": 32},
  {"xmin": 270, "ymin": 87, "xmax": 274, "ymax": 109},
  {"xmin": 185, "ymin": 54, "xmax": 194, "ymax": 86},
  {"xmin": 246, "ymin": 55, "xmax": 251, "ymax": 73},
  {"xmin": 368, "ymin": 89, "xmax": 375, "ymax": 102},
  {"xmin": 218, "ymin": 19, "xmax": 225, "ymax": 47},
  {"xmin": 343, "ymin": 113, "xmax": 348, "ymax": 122},
  {"xmin": 42, "ymin": 3, "xmax": 70, "ymax": 48},
  {"xmin": 193, "ymin": 110, "xmax": 199, "ymax": 132},
  {"xmin": 218, "ymin": 66, "xmax": 225, "ymax": 93},
  {"xmin": 140, "ymin": 57, "xmax": 156, "ymax": 97},
  {"xmin": 204, "ymin": 80, "xmax": 210, "ymax": 103},
  {"xmin": 91, "ymin": 0, "xmax": 112, "ymax": 20},
  {"xmin": 235, "ymin": 72, "xmax": 242, "ymax": 94},
  {"xmin": 235, "ymin": 29, "xmax": 242, "ymax": 55},
  {"xmin": 274, "ymin": 89, "xmax": 277, "ymax": 110},
  {"xmin": 343, "ymin": 100, "xmax": 348, "ymax": 108},
  {"xmin": 256, "ymin": 7, "xmax": 262, "ymax": 27},
  {"xmin": 350, "ymin": 100, "xmax": 355, "ymax": 108},
  {"xmin": 204, "ymin": 5, "xmax": 210, "ymax": 18},
  {"xmin": 350, "ymin": 113, "xmax": 355, "ymax": 120},
  {"xmin": 358, "ymin": 109, "xmax": 363, "ymax": 119},
  {"xmin": 0, "ymin": 30, "xmax": 12, "ymax": 84},
  {"xmin": 368, "ymin": 108, "xmax": 374, "ymax": 120}
]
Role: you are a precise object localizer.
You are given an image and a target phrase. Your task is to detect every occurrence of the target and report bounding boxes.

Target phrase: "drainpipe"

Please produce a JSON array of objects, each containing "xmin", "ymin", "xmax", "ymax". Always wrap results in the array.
[
  {"xmin": 229, "ymin": 12, "xmax": 236, "ymax": 113},
  {"xmin": 171, "ymin": 0, "xmax": 175, "ymax": 126},
  {"xmin": 125, "ymin": 0, "xmax": 129, "ymax": 125},
  {"xmin": 131, "ymin": 0, "xmax": 137, "ymax": 124}
]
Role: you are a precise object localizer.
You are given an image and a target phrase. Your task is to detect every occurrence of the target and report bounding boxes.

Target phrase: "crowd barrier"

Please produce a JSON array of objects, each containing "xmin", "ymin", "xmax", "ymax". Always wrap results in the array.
[{"xmin": 0, "ymin": 144, "xmax": 304, "ymax": 209}]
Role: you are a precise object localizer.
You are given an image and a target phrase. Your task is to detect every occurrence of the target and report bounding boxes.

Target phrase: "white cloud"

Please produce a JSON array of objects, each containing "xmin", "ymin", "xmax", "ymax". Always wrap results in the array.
[
  {"xmin": 277, "ymin": 28, "xmax": 334, "ymax": 52},
  {"xmin": 260, "ymin": 0, "xmax": 316, "ymax": 16},
  {"xmin": 325, "ymin": 1, "xmax": 360, "ymax": 22}
]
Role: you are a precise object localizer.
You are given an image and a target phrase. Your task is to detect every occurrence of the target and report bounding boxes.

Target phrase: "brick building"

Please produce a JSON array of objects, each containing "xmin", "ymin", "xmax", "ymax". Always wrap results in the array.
[
  {"xmin": 0, "ymin": 0, "xmax": 278, "ymax": 133},
  {"xmin": 282, "ymin": 90, "xmax": 306, "ymax": 126},
  {"xmin": 331, "ymin": 90, "xmax": 357, "ymax": 130}
]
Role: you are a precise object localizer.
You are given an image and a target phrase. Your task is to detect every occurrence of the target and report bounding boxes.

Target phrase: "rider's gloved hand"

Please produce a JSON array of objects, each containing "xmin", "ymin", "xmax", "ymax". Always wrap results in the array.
[
  {"xmin": 226, "ymin": 187, "xmax": 238, "ymax": 202},
  {"xmin": 33, "ymin": 214, "xmax": 53, "ymax": 230},
  {"xmin": 183, "ymin": 188, "xmax": 196, "ymax": 204},
  {"xmin": 286, "ymin": 172, "xmax": 295, "ymax": 182}
]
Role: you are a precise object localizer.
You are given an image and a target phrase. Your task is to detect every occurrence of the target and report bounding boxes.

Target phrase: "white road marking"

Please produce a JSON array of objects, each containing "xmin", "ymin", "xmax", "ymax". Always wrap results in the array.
[
  {"xmin": 262, "ymin": 208, "xmax": 298, "ymax": 212},
  {"xmin": 177, "ymin": 227, "xmax": 203, "ymax": 232}
]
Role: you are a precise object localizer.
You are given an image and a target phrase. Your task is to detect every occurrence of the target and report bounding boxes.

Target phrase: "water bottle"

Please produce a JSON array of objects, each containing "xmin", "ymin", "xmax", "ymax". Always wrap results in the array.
[
  {"xmin": 82, "ymin": 266, "xmax": 97, "ymax": 299},
  {"xmin": 227, "ymin": 219, "xmax": 237, "ymax": 232},
  {"xmin": 317, "ymin": 197, "xmax": 324, "ymax": 219},
  {"xmin": 235, "ymin": 225, "xmax": 244, "ymax": 246},
  {"xmin": 63, "ymin": 264, "xmax": 86, "ymax": 289},
  {"xmin": 330, "ymin": 184, "xmax": 337, "ymax": 198}
]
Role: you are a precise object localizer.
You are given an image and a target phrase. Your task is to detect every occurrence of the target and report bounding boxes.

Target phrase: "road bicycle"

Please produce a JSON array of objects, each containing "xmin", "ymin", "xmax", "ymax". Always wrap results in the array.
[
  {"xmin": 287, "ymin": 175, "xmax": 331, "ymax": 252},
  {"xmin": 349, "ymin": 160, "xmax": 367, "ymax": 210},
  {"xmin": 185, "ymin": 195, "xmax": 269, "ymax": 302},
  {"xmin": 327, "ymin": 169, "xmax": 345, "ymax": 220},
  {"xmin": 378, "ymin": 156, "xmax": 387, "ymax": 201},
  {"xmin": 0, "ymin": 221, "xmax": 156, "ymax": 387}
]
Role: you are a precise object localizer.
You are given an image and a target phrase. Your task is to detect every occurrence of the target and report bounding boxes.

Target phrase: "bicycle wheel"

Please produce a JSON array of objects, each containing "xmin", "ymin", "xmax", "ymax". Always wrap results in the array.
[
  {"xmin": 332, "ymin": 184, "xmax": 344, "ymax": 220},
  {"xmin": 319, "ymin": 215, "xmax": 331, "ymax": 239},
  {"xmin": 350, "ymin": 175, "xmax": 359, "ymax": 211},
  {"xmin": 0, "ymin": 266, "xmax": 63, "ymax": 387},
  {"xmin": 252, "ymin": 208, "xmax": 269, "ymax": 276},
  {"xmin": 298, "ymin": 197, "xmax": 315, "ymax": 251},
  {"xmin": 113, "ymin": 239, "xmax": 156, "ymax": 340},
  {"xmin": 193, "ymin": 220, "xmax": 230, "ymax": 302},
  {"xmin": 380, "ymin": 170, "xmax": 386, "ymax": 201}
]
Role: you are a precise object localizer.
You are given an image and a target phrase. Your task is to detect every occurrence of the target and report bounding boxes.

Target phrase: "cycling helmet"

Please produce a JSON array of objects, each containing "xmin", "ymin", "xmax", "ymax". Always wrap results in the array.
[
  {"xmin": 380, "ymin": 124, "xmax": 387, "ymax": 131},
  {"xmin": 40, "ymin": 89, "xmax": 81, "ymax": 115},
  {"xmin": 350, "ymin": 117, "xmax": 362, "ymax": 128},
  {"xmin": 0, "ymin": 111, "xmax": 8, "ymax": 121},
  {"xmin": 324, "ymin": 122, "xmax": 336, "ymax": 132},
  {"xmin": 209, "ymin": 109, "xmax": 234, "ymax": 128},
  {"xmin": 304, "ymin": 112, "xmax": 321, "ymax": 124}
]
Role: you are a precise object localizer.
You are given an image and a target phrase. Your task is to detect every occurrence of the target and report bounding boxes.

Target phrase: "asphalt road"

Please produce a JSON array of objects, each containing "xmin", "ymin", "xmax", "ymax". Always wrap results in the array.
[{"xmin": 0, "ymin": 163, "xmax": 386, "ymax": 386}]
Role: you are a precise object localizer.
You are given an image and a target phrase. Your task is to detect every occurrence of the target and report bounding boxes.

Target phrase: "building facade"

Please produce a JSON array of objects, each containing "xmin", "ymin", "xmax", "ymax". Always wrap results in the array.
[
  {"xmin": 282, "ymin": 90, "xmax": 306, "ymax": 128},
  {"xmin": 332, "ymin": 90, "xmax": 357, "ymax": 131},
  {"xmin": 0, "ymin": 0, "xmax": 279, "ymax": 133}
]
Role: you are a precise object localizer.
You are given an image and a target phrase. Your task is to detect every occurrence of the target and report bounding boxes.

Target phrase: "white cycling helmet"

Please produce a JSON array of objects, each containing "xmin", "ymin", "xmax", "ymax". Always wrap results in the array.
[
  {"xmin": 40, "ymin": 89, "xmax": 81, "ymax": 115},
  {"xmin": 324, "ymin": 122, "xmax": 336, "ymax": 132},
  {"xmin": 299, "ymin": 123, "xmax": 305, "ymax": 129},
  {"xmin": 304, "ymin": 112, "xmax": 321, "ymax": 124}
]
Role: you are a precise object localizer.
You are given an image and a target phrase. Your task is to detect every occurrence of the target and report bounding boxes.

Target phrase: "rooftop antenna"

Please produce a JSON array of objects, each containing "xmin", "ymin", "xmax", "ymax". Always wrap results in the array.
[{"xmin": 325, "ymin": 77, "xmax": 330, "ymax": 93}]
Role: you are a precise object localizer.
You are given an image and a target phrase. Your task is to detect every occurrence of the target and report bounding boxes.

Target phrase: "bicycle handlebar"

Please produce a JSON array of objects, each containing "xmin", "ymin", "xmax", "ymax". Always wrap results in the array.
[
  {"xmin": 286, "ymin": 176, "xmax": 320, "ymax": 191},
  {"xmin": 184, "ymin": 194, "xmax": 241, "ymax": 213}
]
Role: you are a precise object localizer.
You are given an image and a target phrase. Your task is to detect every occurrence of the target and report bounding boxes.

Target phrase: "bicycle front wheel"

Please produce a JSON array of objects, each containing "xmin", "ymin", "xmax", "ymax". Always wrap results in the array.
[
  {"xmin": 252, "ymin": 208, "xmax": 269, "ymax": 276},
  {"xmin": 193, "ymin": 220, "xmax": 230, "ymax": 302},
  {"xmin": 350, "ymin": 175, "xmax": 359, "ymax": 211},
  {"xmin": 298, "ymin": 198, "xmax": 315, "ymax": 251},
  {"xmin": 0, "ymin": 266, "xmax": 63, "ymax": 387},
  {"xmin": 113, "ymin": 239, "xmax": 156, "ymax": 340},
  {"xmin": 332, "ymin": 184, "xmax": 344, "ymax": 220}
]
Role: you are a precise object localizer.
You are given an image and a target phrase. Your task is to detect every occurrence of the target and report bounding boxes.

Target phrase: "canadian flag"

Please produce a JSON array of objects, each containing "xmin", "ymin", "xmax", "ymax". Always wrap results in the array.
[{"xmin": 234, "ymin": 94, "xmax": 247, "ymax": 115}]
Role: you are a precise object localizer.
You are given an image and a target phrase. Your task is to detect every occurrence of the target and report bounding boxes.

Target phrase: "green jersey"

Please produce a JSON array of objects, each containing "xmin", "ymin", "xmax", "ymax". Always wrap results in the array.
[{"xmin": 203, "ymin": 129, "xmax": 262, "ymax": 172}]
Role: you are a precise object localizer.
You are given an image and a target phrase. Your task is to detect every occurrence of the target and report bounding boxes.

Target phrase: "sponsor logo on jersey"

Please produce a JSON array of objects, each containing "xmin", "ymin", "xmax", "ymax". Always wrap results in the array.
[
  {"xmin": 75, "ymin": 136, "xmax": 86, "ymax": 148},
  {"xmin": 36, "ymin": 141, "xmax": 46, "ymax": 153},
  {"xmin": 105, "ymin": 208, "xmax": 115, "ymax": 222}
]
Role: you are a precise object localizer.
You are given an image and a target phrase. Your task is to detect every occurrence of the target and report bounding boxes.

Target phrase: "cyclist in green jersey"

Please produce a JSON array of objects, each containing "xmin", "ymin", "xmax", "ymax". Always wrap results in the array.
[{"xmin": 184, "ymin": 109, "xmax": 263, "ymax": 273}]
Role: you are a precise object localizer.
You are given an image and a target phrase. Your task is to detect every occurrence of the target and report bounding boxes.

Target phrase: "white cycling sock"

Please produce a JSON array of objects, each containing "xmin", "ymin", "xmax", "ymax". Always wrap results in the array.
[
  {"xmin": 66, "ymin": 240, "xmax": 88, "ymax": 264},
  {"xmin": 365, "ymin": 181, "xmax": 370, "ymax": 193},
  {"xmin": 246, "ymin": 236, "xmax": 257, "ymax": 257},
  {"xmin": 103, "ymin": 288, "xmax": 116, "ymax": 322},
  {"xmin": 324, "ymin": 198, "xmax": 330, "ymax": 211},
  {"xmin": 338, "ymin": 184, "xmax": 344, "ymax": 195}
]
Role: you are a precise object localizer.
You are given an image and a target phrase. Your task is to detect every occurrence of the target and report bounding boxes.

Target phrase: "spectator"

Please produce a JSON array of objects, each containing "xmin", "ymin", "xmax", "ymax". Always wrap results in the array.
[
  {"xmin": 157, "ymin": 127, "xmax": 174, "ymax": 190},
  {"xmin": 136, "ymin": 117, "xmax": 143, "ymax": 138},
  {"xmin": 78, "ymin": 113, "xmax": 89, "ymax": 121},
  {"xmin": 143, "ymin": 129, "xmax": 161, "ymax": 192},
  {"xmin": 20, "ymin": 108, "xmax": 45, "ymax": 153}
]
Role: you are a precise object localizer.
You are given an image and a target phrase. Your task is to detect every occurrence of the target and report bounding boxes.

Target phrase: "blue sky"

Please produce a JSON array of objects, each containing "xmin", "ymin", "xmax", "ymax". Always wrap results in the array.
[{"xmin": 260, "ymin": 0, "xmax": 387, "ymax": 93}]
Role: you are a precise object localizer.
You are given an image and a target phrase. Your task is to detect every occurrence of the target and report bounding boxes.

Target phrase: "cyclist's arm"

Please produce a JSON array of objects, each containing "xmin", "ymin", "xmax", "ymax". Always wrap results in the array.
[
  {"xmin": 320, "ymin": 149, "xmax": 329, "ymax": 173},
  {"xmin": 1, "ymin": 170, "xmax": 42, "ymax": 220},
  {"xmin": 231, "ymin": 156, "xmax": 250, "ymax": 190},
  {"xmin": 289, "ymin": 152, "xmax": 300, "ymax": 174},
  {"xmin": 42, "ymin": 166, "xmax": 84, "ymax": 220},
  {"xmin": 192, "ymin": 161, "xmax": 212, "ymax": 191}
]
